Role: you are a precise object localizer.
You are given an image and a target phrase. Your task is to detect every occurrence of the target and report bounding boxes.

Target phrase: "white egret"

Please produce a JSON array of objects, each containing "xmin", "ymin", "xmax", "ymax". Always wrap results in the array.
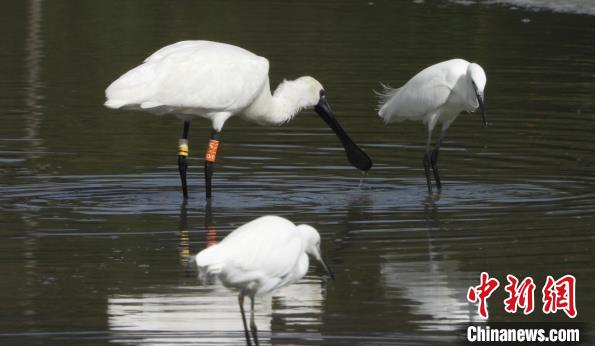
[
  {"xmin": 105, "ymin": 40, "xmax": 372, "ymax": 200},
  {"xmin": 195, "ymin": 215, "xmax": 333, "ymax": 345},
  {"xmin": 377, "ymin": 59, "xmax": 487, "ymax": 193}
]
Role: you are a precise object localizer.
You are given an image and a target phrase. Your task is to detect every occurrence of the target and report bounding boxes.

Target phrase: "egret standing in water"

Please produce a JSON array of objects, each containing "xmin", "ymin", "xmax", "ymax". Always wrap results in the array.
[
  {"xmin": 105, "ymin": 41, "xmax": 372, "ymax": 200},
  {"xmin": 195, "ymin": 215, "xmax": 334, "ymax": 346},
  {"xmin": 377, "ymin": 59, "xmax": 487, "ymax": 193}
]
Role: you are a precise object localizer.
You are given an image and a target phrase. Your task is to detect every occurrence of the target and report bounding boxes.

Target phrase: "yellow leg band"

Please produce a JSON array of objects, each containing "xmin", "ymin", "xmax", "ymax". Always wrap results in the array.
[{"xmin": 178, "ymin": 139, "xmax": 189, "ymax": 157}]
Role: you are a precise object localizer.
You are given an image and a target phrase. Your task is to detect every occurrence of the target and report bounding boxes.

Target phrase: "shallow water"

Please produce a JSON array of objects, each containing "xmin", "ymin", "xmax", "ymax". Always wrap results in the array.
[{"xmin": 1, "ymin": 0, "xmax": 594, "ymax": 345}]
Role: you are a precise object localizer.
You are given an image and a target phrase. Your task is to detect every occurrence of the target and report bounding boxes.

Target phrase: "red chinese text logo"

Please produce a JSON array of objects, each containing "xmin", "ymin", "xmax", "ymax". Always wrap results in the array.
[
  {"xmin": 467, "ymin": 272, "xmax": 500, "ymax": 318},
  {"xmin": 504, "ymin": 274, "xmax": 536, "ymax": 315},
  {"xmin": 542, "ymin": 275, "xmax": 577, "ymax": 318},
  {"xmin": 467, "ymin": 273, "xmax": 577, "ymax": 319}
]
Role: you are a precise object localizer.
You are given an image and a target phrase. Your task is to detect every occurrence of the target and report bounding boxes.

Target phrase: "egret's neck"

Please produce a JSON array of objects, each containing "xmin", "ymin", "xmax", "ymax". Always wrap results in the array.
[{"xmin": 243, "ymin": 79, "xmax": 309, "ymax": 125}]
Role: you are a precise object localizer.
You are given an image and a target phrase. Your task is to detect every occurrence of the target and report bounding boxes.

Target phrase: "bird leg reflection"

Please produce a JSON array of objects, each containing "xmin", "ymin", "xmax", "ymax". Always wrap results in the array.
[
  {"xmin": 204, "ymin": 130, "xmax": 221, "ymax": 200},
  {"xmin": 178, "ymin": 121, "xmax": 190, "ymax": 199},
  {"xmin": 205, "ymin": 200, "xmax": 219, "ymax": 247},
  {"xmin": 238, "ymin": 293, "xmax": 252, "ymax": 345},
  {"xmin": 178, "ymin": 201, "xmax": 192, "ymax": 269}
]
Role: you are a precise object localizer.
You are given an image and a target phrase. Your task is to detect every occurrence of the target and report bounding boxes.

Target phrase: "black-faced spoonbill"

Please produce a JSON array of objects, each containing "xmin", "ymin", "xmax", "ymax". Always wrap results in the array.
[
  {"xmin": 104, "ymin": 41, "xmax": 372, "ymax": 200},
  {"xmin": 195, "ymin": 215, "xmax": 333, "ymax": 345},
  {"xmin": 376, "ymin": 59, "xmax": 487, "ymax": 193}
]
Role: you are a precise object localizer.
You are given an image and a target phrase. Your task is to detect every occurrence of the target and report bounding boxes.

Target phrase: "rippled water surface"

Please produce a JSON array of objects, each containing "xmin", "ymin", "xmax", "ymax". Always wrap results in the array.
[{"xmin": 1, "ymin": 0, "xmax": 594, "ymax": 345}]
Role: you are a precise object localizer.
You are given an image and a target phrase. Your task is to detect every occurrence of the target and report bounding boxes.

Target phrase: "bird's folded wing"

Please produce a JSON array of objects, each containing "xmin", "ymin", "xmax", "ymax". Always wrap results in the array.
[
  {"xmin": 379, "ymin": 74, "xmax": 452, "ymax": 121},
  {"xmin": 105, "ymin": 41, "xmax": 269, "ymax": 112},
  {"xmin": 196, "ymin": 216, "xmax": 306, "ymax": 289},
  {"xmin": 225, "ymin": 232, "xmax": 303, "ymax": 279}
]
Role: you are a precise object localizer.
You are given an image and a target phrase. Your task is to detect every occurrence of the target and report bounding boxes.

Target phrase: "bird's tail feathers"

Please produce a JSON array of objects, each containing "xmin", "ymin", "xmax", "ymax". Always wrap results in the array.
[
  {"xmin": 197, "ymin": 263, "xmax": 224, "ymax": 282},
  {"xmin": 195, "ymin": 245, "xmax": 226, "ymax": 280},
  {"xmin": 374, "ymin": 82, "xmax": 400, "ymax": 122},
  {"xmin": 104, "ymin": 99, "xmax": 127, "ymax": 109},
  {"xmin": 374, "ymin": 82, "xmax": 399, "ymax": 106}
]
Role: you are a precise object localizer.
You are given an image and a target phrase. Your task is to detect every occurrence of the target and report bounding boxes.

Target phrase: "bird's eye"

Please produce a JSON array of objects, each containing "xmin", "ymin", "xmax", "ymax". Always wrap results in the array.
[{"xmin": 319, "ymin": 89, "xmax": 326, "ymax": 98}]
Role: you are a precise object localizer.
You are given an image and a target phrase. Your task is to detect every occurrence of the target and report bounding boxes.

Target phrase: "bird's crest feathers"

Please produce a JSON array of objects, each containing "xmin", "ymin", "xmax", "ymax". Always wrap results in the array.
[{"xmin": 269, "ymin": 76, "xmax": 324, "ymax": 124}]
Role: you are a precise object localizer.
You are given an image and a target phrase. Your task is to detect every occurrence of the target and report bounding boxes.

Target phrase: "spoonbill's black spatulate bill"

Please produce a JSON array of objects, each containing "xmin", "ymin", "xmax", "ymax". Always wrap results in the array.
[{"xmin": 105, "ymin": 40, "xmax": 372, "ymax": 200}]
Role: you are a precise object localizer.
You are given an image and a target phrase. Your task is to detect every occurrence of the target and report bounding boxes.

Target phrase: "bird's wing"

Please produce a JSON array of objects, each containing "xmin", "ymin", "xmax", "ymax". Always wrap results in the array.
[
  {"xmin": 378, "ymin": 59, "xmax": 467, "ymax": 122},
  {"xmin": 198, "ymin": 216, "xmax": 306, "ymax": 290},
  {"xmin": 143, "ymin": 41, "xmax": 208, "ymax": 63},
  {"xmin": 105, "ymin": 41, "xmax": 270, "ymax": 113},
  {"xmin": 220, "ymin": 235, "xmax": 304, "ymax": 292}
]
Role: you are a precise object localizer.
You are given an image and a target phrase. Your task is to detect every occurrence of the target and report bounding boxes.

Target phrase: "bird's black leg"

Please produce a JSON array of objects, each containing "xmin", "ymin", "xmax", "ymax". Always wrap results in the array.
[
  {"xmin": 204, "ymin": 130, "xmax": 221, "ymax": 200},
  {"xmin": 430, "ymin": 149, "xmax": 440, "ymax": 190},
  {"xmin": 239, "ymin": 294, "xmax": 252, "ymax": 346},
  {"xmin": 249, "ymin": 296, "xmax": 259, "ymax": 346},
  {"xmin": 178, "ymin": 121, "xmax": 190, "ymax": 199},
  {"xmin": 423, "ymin": 152, "xmax": 432, "ymax": 194},
  {"xmin": 430, "ymin": 131, "xmax": 446, "ymax": 191},
  {"xmin": 423, "ymin": 128, "xmax": 434, "ymax": 194}
]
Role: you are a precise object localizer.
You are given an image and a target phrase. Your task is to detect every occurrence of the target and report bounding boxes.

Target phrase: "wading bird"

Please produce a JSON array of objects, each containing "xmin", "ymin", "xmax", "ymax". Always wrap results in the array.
[
  {"xmin": 377, "ymin": 59, "xmax": 487, "ymax": 193},
  {"xmin": 195, "ymin": 215, "xmax": 334, "ymax": 346},
  {"xmin": 105, "ymin": 41, "xmax": 372, "ymax": 200}
]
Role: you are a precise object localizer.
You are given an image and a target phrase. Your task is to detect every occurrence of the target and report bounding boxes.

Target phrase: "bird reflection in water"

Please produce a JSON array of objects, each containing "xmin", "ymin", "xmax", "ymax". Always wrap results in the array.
[
  {"xmin": 109, "ymin": 207, "xmax": 326, "ymax": 345},
  {"xmin": 178, "ymin": 201, "xmax": 219, "ymax": 271},
  {"xmin": 381, "ymin": 196, "xmax": 481, "ymax": 331}
]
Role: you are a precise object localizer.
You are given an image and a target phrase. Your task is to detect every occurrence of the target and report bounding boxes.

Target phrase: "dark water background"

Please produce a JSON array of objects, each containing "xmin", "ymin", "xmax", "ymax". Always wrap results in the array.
[{"xmin": 1, "ymin": 0, "xmax": 594, "ymax": 344}]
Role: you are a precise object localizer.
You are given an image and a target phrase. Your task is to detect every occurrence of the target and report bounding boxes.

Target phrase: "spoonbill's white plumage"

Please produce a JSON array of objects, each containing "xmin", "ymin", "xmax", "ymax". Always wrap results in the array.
[
  {"xmin": 377, "ymin": 58, "xmax": 487, "ymax": 193},
  {"xmin": 195, "ymin": 215, "xmax": 333, "ymax": 345},
  {"xmin": 105, "ymin": 41, "xmax": 372, "ymax": 200}
]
